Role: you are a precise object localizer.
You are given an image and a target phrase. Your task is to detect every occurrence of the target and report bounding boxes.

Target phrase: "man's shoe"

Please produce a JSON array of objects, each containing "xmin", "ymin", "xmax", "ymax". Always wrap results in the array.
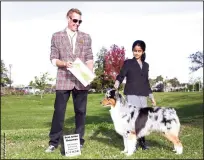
[
  {"xmin": 45, "ymin": 145, "xmax": 56, "ymax": 153},
  {"xmin": 80, "ymin": 144, "xmax": 83, "ymax": 150},
  {"xmin": 80, "ymin": 138, "xmax": 84, "ymax": 150}
]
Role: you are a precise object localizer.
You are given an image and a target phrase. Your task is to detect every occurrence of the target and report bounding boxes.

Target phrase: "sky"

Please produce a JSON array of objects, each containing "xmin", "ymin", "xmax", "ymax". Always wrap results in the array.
[{"xmin": 1, "ymin": 2, "xmax": 203, "ymax": 86}]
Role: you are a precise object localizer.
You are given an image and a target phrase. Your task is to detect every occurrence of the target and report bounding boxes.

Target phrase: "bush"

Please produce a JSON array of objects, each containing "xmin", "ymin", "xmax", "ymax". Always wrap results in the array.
[
  {"xmin": 1, "ymin": 87, "xmax": 26, "ymax": 96},
  {"xmin": 1, "ymin": 87, "xmax": 13, "ymax": 96},
  {"xmin": 15, "ymin": 90, "xmax": 25, "ymax": 95}
]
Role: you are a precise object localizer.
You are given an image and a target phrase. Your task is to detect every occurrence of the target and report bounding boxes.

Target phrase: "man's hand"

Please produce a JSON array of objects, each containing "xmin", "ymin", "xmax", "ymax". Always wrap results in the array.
[
  {"xmin": 66, "ymin": 61, "xmax": 73, "ymax": 68},
  {"xmin": 86, "ymin": 60, "xmax": 94, "ymax": 73},
  {"xmin": 55, "ymin": 59, "xmax": 73, "ymax": 68}
]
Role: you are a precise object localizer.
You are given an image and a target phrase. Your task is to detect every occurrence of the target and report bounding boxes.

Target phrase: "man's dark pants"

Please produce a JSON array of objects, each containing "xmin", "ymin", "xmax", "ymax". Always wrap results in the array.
[{"xmin": 48, "ymin": 88, "xmax": 88, "ymax": 147}]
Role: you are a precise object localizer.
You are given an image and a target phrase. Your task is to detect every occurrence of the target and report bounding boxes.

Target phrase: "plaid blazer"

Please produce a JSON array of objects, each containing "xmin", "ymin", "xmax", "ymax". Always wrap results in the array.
[{"xmin": 50, "ymin": 28, "xmax": 93, "ymax": 90}]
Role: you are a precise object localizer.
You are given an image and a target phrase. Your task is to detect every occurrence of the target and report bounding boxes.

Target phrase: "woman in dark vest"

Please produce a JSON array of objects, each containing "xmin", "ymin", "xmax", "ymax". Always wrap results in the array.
[{"xmin": 114, "ymin": 40, "xmax": 156, "ymax": 150}]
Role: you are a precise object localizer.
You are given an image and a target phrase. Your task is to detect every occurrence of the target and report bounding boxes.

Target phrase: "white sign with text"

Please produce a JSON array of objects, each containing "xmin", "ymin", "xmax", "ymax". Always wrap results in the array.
[{"xmin": 63, "ymin": 134, "xmax": 81, "ymax": 157}]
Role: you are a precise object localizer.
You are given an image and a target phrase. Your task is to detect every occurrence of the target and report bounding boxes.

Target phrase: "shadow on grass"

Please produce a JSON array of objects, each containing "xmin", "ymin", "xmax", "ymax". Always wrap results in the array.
[
  {"xmin": 175, "ymin": 102, "xmax": 203, "ymax": 129},
  {"xmin": 44, "ymin": 112, "xmax": 112, "ymax": 130},
  {"xmin": 85, "ymin": 125, "xmax": 172, "ymax": 151},
  {"xmin": 58, "ymin": 125, "xmax": 173, "ymax": 154},
  {"xmin": 44, "ymin": 106, "xmax": 112, "ymax": 126},
  {"xmin": 65, "ymin": 115, "xmax": 112, "ymax": 125},
  {"xmin": 57, "ymin": 114, "xmax": 113, "ymax": 155}
]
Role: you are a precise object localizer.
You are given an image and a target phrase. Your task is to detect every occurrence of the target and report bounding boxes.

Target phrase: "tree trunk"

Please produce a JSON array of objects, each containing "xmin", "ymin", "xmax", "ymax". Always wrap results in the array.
[{"xmin": 40, "ymin": 90, "xmax": 43, "ymax": 99}]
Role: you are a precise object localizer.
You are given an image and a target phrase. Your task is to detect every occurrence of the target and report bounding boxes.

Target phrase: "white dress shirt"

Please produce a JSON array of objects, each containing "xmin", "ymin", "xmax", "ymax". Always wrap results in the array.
[{"xmin": 52, "ymin": 28, "xmax": 77, "ymax": 66}]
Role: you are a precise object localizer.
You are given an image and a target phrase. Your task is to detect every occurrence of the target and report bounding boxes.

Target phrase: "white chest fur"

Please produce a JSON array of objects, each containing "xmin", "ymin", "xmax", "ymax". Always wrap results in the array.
[
  {"xmin": 109, "ymin": 103, "xmax": 131, "ymax": 136},
  {"xmin": 110, "ymin": 109, "xmax": 123, "ymax": 135}
]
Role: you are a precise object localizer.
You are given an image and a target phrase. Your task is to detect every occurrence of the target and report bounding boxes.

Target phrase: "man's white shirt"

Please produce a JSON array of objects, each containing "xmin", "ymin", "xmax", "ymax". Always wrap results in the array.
[{"xmin": 51, "ymin": 28, "xmax": 77, "ymax": 66}]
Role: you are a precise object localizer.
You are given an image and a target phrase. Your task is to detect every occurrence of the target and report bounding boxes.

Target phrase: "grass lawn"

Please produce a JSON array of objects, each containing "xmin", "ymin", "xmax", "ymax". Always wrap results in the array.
[{"xmin": 1, "ymin": 92, "xmax": 203, "ymax": 159}]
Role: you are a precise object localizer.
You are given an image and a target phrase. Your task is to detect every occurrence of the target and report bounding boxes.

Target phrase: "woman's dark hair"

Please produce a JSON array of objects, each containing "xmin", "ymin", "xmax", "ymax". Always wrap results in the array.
[{"xmin": 132, "ymin": 40, "xmax": 146, "ymax": 62}]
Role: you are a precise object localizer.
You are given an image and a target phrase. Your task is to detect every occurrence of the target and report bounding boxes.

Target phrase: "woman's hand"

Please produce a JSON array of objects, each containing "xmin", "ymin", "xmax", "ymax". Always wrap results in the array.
[
  {"xmin": 114, "ymin": 80, "xmax": 120, "ymax": 89},
  {"xmin": 151, "ymin": 98, "xmax": 156, "ymax": 106}
]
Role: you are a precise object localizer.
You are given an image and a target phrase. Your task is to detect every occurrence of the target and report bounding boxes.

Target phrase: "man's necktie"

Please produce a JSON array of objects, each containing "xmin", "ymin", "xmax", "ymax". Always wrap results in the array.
[{"xmin": 69, "ymin": 34, "xmax": 76, "ymax": 53}]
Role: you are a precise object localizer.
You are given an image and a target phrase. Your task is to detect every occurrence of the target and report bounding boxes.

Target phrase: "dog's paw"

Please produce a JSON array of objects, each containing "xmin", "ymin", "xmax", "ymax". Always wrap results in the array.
[
  {"xmin": 175, "ymin": 146, "xmax": 183, "ymax": 154},
  {"xmin": 125, "ymin": 152, "xmax": 134, "ymax": 156},
  {"xmin": 175, "ymin": 151, "xmax": 183, "ymax": 155},
  {"xmin": 172, "ymin": 148, "xmax": 176, "ymax": 152}
]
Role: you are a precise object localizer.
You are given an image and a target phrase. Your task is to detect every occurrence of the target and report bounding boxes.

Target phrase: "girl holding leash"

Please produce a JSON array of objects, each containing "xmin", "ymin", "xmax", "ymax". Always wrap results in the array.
[{"xmin": 114, "ymin": 40, "xmax": 156, "ymax": 150}]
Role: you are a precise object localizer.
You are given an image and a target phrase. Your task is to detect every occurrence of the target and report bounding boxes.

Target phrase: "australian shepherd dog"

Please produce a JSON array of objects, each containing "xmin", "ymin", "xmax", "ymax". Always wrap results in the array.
[{"xmin": 100, "ymin": 89, "xmax": 183, "ymax": 156}]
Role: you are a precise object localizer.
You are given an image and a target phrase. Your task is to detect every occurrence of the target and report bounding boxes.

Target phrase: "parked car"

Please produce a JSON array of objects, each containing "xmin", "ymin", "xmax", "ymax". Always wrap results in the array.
[
  {"xmin": 15, "ymin": 87, "xmax": 24, "ymax": 91},
  {"xmin": 14, "ymin": 87, "xmax": 26, "ymax": 94},
  {"xmin": 88, "ymin": 89, "xmax": 96, "ymax": 93},
  {"xmin": 24, "ymin": 86, "xmax": 40, "ymax": 95}
]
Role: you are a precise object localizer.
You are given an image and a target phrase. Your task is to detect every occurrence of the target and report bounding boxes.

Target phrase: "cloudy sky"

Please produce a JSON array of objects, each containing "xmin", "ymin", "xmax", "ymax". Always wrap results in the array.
[{"xmin": 1, "ymin": 2, "xmax": 203, "ymax": 86}]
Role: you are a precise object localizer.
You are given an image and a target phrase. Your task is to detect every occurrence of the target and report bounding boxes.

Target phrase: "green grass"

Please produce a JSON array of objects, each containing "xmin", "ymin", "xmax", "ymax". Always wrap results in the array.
[{"xmin": 1, "ymin": 92, "xmax": 203, "ymax": 159}]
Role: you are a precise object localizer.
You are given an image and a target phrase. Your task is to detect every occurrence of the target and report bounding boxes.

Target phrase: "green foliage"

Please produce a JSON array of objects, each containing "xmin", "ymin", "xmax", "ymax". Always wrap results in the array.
[
  {"xmin": 30, "ymin": 72, "xmax": 54, "ymax": 90},
  {"xmin": 91, "ymin": 75, "xmax": 114, "ymax": 93},
  {"xmin": 187, "ymin": 82, "xmax": 202, "ymax": 92},
  {"xmin": 29, "ymin": 72, "xmax": 54, "ymax": 98},
  {"xmin": 149, "ymin": 78, "xmax": 156, "ymax": 87},
  {"xmin": 91, "ymin": 47, "xmax": 114, "ymax": 92},
  {"xmin": 1, "ymin": 60, "xmax": 10, "ymax": 87},
  {"xmin": 91, "ymin": 45, "xmax": 126, "ymax": 92},
  {"xmin": 94, "ymin": 47, "xmax": 107, "ymax": 76},
  {"xmin": 155, "ymin": 75, "xmax": 164, "ymax": 82},
  {"xmin": 168, "ymin": 77, "xmax": 180, "ymax": 87}
]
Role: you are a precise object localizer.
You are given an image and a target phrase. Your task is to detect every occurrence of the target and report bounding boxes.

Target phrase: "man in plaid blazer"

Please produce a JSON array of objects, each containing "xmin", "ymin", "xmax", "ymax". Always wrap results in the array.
[{"xmin": 46, "ymin": 8, "xmax": 93, "ymax": 153}]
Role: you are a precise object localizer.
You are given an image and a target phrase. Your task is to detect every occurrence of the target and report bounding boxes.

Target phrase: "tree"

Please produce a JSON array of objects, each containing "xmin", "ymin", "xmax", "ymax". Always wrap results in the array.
[
  {"xmin": 91, "ymin": 47, "xmax": 108, "ymax": 93},
  {"xmin": 94, "ymin": 47, "xmax": 107, "ymax": 76},
  {"xmin": 90, "ymin": 74, "xmax": 114, "ymax": 92},
  {"xmin": 189, "ymin": 51, "xmax": 203, "ymax": 72},
  {"xmin": 1, "ymin": 60, "xmax": 10, "ymax": 87},
  {"xmin": 188, "ymin": 76, "xmax": 196, "ymax": 91},
  {"xmin": 149, "ymin": 78, "xmax": 156, "ymax": 87},
  {"xmin": 168, "ymin": 77, "xmax": 180, "ymax": 87},
  {"xmin": 104, "ymin": 44, "xmax": 126, "ymax": 81},
  {"xmin": 196, "ymin": 77, "xmax": 202, "ymax": 92},
  {"xmin": 91, "ymin": 47, "xmax": 116, "ymax": 93},
  {"xmin": 155, "ymin": 75, "xmax": 164, "ymax": 82},
  {"xmin": 29, "ymin": 72, "xmax": 54, "ymax": 99},
  {"xmin": 91, "ymin": 45, "xmax": 126, "ymax": 92},
  {"xmin": 189, "ymin": 77, "xmax": 202, "ymax": 92}
]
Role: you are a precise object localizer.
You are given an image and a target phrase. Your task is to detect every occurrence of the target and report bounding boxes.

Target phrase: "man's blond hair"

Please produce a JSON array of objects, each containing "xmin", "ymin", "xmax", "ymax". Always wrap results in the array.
[{"xmin": 66, "ymin": 8, "xmax": 82, "ymax": 17}]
